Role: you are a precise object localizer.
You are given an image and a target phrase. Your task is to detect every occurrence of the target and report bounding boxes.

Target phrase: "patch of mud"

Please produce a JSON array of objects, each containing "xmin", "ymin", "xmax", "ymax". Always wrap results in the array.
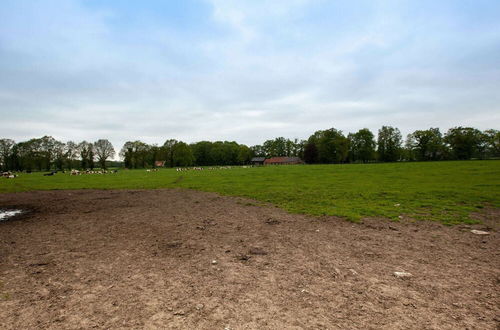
[{"xmin": 0, "ymin": 189, "xmax": 498, "ymax": 329}]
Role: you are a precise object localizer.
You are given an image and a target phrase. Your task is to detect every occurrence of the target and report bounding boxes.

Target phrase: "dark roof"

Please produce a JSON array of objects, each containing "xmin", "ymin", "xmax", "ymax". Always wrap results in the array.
[{"xmin": 251, "ymin": 157, "xmax": 266, "ymax": 162}]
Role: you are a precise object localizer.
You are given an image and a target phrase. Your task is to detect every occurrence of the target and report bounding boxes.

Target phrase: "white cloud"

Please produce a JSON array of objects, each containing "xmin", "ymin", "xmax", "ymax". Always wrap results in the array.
[{"xmin": 0, "ymin": 0, "xmax": 499, "ymax": 154}]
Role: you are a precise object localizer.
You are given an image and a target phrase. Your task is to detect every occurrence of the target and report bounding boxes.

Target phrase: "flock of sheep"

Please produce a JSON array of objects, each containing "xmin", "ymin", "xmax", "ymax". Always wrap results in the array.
[
  {"xmin": 69, "ymin": 169, "xmax": 119, "ymax": 175},
  {"xmin": 1, "ymin": 171, "xmax": 17, "ymax": 179},
  {"xmin": 2, "ymin": 166, "xmax": 253, "ymax": 179},
  {"xmin": 175, "ymin": 166, "xmax": 239, "ymax": 172}
]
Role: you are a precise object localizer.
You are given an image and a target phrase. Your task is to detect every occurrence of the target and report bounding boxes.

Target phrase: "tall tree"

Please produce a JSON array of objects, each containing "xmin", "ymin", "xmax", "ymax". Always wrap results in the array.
[
  {"xmin": 348, "ymin": 128, "xmax": 376, "ymax": 163},
  {"xmin": 0, "ymin": 139, "xmax": 15, "ymax": 171},
  {"xmin": 262, "ymin": 137, "xmax": 287, "ymax": 157},
  {"xmin": 483, "ymin": 129, "xmax": 500, "ymax": 158},
  {"xmin": 93, "ymin": 139, "xmax": 115, "ymax": 169},
  {"xmin": 303, "ymin": 142, "xmax": 319, "ymax": 164},
  {"xmin": 191, "ymin": 141, "xmax": 214, "ymax": 166},
  {"xmin": 251, "ymin": 145, "xmax": 265, "ymax": 157},
  {"xmin": 52, "ymin": 140, "xmax": 66, "ymax": 170},
  {"xmin": 78, "ymin": 141, "xmax": 95, "ymax": 169},
  {"xmin": 16, "ymin": 139, "xmax": 42, "ymax": 171},
  {"xmin": 237, "ymin": 145, "xmax": 254, "ymax": 164},
  {"xmin": 148, "ymin": 144, "xmax": 162, "ymax": 167},
  {"xmin": 172, "ymin": 142, "xmax": 194, "ymax": 167},
  {"xmin": 163, "ymin": 139, "xmax": 179, "ymax": 167},
  {"xmin": 444, "ymin": 127, "xmax": 483, "ymax": 160},
  {"xmin": 377, "ymin": 126, "xmax": 402, "ymax": 162},
  {"xmin": 65, "ymin": 141, "xmax": 79, "ymax": 170},
  {"xmin": 120, "ymin": 141, "xmax": 149, "ymax": 168},
  {"xmin": 406, "ymin": 128, "xmax": 445, "ymax": 161},
  {"xmin": 39, "ymin": 136, "xmax": 58, "ymax": 170},
  {"xmin": 308, "ymin": 128, "xmax": 349, "ymax": 163}
]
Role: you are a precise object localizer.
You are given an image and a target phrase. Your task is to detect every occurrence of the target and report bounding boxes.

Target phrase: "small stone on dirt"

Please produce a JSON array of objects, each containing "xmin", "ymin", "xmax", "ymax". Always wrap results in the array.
[
  {"xmin": 236, "ymin": 254, "xmax": 251, "ymax": 261},
  {"xmin": 332, "ymin": 267, "xmax": 341, "ymax": 277},
  {"xmin": 348, "ymin": 269, "xmax": 358, "ymax": 275},
  {"xmin": 394, "ymin": 271, "xmax": 413, "ymax": 278},
  {"xmin": 265, "ymin": 218, "xmax": 280, "ymax": 225},
  {"xmin": 195, "ymin": 303, "xmax": 204, "ymax": 310},
  {"xmin": 471, "ymin": 230, "xmax": 490, "ymax": 235},
  {"xmin": 211, "ymin": 260, "xmax": 218, "ymax": 264},
  {"xmin": 38, "ymin": 288, "xmax": 50, "ymax": 297}
]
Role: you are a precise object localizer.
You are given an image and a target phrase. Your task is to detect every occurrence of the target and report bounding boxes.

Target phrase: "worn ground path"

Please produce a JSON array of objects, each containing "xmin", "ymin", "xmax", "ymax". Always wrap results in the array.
[{"xmin": 0, "ymin": 189, "xmax": 498, "ymax": 329}]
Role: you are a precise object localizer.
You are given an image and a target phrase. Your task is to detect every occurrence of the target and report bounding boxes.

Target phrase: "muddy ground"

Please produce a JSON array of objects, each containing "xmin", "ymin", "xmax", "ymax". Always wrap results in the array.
[{"xmin": 0, "ymin": 189, "xmax": 498, "ymax": 329}]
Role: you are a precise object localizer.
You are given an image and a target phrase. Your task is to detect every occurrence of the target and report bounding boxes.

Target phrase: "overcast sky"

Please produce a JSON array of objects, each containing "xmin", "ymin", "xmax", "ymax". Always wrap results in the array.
[{"xmin": 1, "ymin": 0, "xmax": 499, "ymax": 151}]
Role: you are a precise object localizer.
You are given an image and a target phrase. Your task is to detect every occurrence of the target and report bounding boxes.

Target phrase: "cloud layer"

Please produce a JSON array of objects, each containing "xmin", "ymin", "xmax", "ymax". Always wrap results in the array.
[{"xmin": 1, "ymin": 0, "xmax": 499, "ymax": 151}]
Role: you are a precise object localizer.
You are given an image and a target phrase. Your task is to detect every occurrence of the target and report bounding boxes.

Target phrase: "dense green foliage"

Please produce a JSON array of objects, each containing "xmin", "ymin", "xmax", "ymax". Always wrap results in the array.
[
  {"xmin": 0, "ymin": 137, "xmax": 113, "ymax": 171},
  {"xmin": 377, "ymin": 126, "xmax": 403, "ymax": 162},
  {"xmin": 1, "ymin": 126, "xmax": 499, "ymax": 171},
  {"xmin": 348, "ymin": 128, "xmax": 376, "ymax": 163},
  {"xmin": 406, "ymin": 128, "xmax": 445, "ymax": 161},
  {"xmin": 1, "ymin": 161, "xmax": 498, "ymax": 225}
]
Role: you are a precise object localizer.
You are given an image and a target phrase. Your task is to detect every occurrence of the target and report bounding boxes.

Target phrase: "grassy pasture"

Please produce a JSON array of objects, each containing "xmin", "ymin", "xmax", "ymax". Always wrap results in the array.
[{"xmin": 1, "ymin": 160, "xmax": 499, "ymax": 224}]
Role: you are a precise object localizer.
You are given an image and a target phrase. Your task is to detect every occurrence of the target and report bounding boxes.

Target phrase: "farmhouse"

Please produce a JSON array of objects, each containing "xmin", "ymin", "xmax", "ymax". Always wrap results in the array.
[
  {"xmin": 251, "ymin": 157, "xmax": 266, "ymax": 166},
  {"xmin": 264, "ymin": 157, "xmax": 304, "ymax": 165},
  {"xmin": 154, "ymin": 161, "xmax": 166, "ymax": 167}
]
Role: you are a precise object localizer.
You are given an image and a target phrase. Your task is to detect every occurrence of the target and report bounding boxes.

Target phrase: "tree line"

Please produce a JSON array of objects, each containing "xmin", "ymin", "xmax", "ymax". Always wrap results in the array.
[
  {"xmin": 0, "ymin": 137, "xmax": 115, "ymax": 171},
  {"xmin": 120, "ymin": 140, "xmax": 254, "ymax": 168},
  {"xmin": 255, "ymin": 126, "xmax": 499, "ymax": 163},
  {"xmin": 0, "ymin": 126, "xmax": 498, "ymax": 171}
]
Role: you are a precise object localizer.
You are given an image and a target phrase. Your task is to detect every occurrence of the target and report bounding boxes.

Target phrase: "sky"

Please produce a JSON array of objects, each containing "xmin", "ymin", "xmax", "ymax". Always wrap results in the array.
[{"xmin": 1, "ymin": 0, "xmax": 499, "ymax": 152}]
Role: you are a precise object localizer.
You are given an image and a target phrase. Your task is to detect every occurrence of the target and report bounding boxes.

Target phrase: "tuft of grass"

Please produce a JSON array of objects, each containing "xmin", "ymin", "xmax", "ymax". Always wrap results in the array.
[{"xmin": 0, "ymin": 160, "xmax": 498, "ymax": 224}]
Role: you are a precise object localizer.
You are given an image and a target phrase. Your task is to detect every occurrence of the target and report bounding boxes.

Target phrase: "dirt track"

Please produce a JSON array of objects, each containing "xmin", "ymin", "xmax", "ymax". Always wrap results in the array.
[{"xmin": 0, "ymin": 189, "xmax": 498, "ymax": 329}]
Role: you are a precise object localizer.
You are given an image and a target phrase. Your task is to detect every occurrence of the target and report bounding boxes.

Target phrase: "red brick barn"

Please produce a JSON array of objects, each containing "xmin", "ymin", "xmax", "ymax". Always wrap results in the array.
[{"xmin": 264, "ymin": 157, "xmax": 304, "ymax": 165}]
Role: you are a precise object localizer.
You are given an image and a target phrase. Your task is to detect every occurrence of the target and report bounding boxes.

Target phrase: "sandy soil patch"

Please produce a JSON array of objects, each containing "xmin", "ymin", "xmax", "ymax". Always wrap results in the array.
[{"xmin": 0, "ymin": 189, "xmax": 498, "ymax": 329}]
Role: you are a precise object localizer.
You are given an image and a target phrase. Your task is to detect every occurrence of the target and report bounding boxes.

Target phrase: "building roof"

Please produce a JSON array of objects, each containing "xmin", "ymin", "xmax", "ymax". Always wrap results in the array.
[
  {"xmin": 264, "ymin": 157, "xmax": 303, "ymax": 163},
  {"xmin": 251, "ymin": 157, "xmax": 266, "ymax": 162}
]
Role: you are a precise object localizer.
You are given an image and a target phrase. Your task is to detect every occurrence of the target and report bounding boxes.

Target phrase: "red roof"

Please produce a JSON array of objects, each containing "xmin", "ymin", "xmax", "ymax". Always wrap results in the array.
[{"xmin": 264, "ymin": 157, "xmax": 303, "ymax": 164}]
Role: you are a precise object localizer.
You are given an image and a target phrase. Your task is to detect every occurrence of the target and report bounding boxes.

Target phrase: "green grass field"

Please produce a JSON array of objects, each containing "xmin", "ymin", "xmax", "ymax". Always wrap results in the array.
[{"xmin": 1, "ymin": 161, "xmax": 499, "ymax": 224}]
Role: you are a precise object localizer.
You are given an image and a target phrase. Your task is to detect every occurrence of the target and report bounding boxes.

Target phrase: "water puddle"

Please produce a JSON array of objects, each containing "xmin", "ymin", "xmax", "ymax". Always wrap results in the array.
[{"xmin": 0, "ymin": 209, "xmax": 23, "ymax": 221}]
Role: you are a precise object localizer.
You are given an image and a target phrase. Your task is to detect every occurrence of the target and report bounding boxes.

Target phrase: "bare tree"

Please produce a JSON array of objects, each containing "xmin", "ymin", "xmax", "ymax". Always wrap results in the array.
[
  {"xmin": 65, "ymin": 141, "xmax": 79, "ymax": 170},
  {"xmin": 93, "ymin": 139, "xmax": 115, "ymax": 169},
  {"xmin": 78, "ymin": 141, "xmax": 95, "ymax": 170}
]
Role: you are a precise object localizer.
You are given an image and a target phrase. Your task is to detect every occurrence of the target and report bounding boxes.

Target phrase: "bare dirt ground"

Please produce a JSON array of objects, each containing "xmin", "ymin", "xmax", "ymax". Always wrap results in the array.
[{"xmin": 0, "ymin": 189, "xmax": 498, "ymax": 329}]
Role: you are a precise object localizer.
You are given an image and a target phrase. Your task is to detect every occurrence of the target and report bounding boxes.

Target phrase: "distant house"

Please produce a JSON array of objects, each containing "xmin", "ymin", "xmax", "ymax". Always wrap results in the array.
[
  {"xmin": 251, "ymin": 157, "xmax": 266, "ymax": 166},
  {"xmin": 154, "ymin": 160, "xmax": 166, "ymax": 167},
  {"xmin": 264, "ymin": 157, "xmax": 304, "ymax": 165}
]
